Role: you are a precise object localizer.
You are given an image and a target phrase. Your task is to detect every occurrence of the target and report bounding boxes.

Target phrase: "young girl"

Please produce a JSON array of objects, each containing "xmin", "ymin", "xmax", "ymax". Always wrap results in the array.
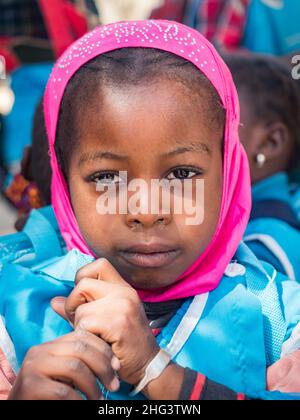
[
  {"xmin": 227, "ymin": 55, "xmax": 300, "ymax": 283},
  {"xmin": 1, "ymin": 20, "xmax": 300, "ymax": 400}
]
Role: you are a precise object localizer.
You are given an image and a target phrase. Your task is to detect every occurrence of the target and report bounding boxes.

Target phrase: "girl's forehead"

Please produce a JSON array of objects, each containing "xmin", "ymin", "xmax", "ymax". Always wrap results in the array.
[
  {"xmin": 77, "ymin": 81, "xmax": 221, "ymax": 142},
  {"xmin": 74, "ymin": 100, "xmax": 221, "ymax": 169}
]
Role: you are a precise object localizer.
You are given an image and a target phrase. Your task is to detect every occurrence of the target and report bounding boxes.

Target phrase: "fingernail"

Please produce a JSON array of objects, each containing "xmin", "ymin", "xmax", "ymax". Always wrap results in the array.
[
  {"xmin": 109, "ymin": 377, "xmax": 120, "ymax": 392},
  {"xmin": 51, "ymin": 297, "xmax": 64, "ymax": 310},
  {"xmin": 111, "ymin": 356, "xmax": 121, "ymax": 371}
]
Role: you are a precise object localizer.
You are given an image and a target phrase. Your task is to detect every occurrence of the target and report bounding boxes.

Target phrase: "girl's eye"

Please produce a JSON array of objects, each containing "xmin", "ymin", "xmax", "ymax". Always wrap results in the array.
[
  {"xmin": 90, "ymin": 172, "xmax": 123, "ymax": 185},
  {"xmin": 166, "ymin": 168, "xmax": 201, "ymax": 180}
]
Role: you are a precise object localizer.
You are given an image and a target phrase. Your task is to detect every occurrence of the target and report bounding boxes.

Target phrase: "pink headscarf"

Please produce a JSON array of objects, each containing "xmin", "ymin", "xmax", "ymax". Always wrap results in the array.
[{"xmin": 44, "ymin": 20, "xmax": 251, "ymax": 302}]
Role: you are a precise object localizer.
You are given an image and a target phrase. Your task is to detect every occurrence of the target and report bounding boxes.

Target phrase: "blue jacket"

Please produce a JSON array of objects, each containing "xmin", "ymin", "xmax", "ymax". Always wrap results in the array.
[
  {"xmin": 1, "ymin": 238, "xmax": 300, "ymax": 400},
  {"xmin": 245, "ymin": 172, "xmax": 300, "ymax": 282}
]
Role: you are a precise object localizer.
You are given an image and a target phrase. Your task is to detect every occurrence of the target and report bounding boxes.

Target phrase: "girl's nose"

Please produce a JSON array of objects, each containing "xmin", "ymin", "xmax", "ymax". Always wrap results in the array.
[{"xmin": 125, "ymin": 212, "xmax": 172, "ymax": 229}]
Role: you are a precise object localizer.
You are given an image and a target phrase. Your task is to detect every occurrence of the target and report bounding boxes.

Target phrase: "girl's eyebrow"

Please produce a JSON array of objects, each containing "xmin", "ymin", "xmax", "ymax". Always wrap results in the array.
[
  {"xmin": 163, "ymin": 142, "xmax": 212, "ymax": 158},
  {"xmin": 78, "ymin": 143, "xmax": 212, "ymax": 166},
  {"xmin": 79, "ymin": 151, "xmax": 129, "ymax": 166}
]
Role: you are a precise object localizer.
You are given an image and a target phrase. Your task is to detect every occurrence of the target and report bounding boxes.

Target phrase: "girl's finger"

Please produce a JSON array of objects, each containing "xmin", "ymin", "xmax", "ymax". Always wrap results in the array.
[
  {"xmin": 51, "ymin": 296, "xmax": 68, "ymax": 321},
  {"xmin": 73, "ymin": 300, "xmax": 110, "ymax": 331},
  {"xmin": 47, "ymin": 330, "xmax": 120, "ymax": 390},
  {"xmin": 63, "ymin": 278, "xmax": 119, "ymax": 323},
  {"xmin": 75, "ymin": 258, "xmax": 129, "ymax": 287},
  {"xmin": 37, "ymin": 354, "xmax": 102, "ymax": 400},
  {"xmin": 31, "ymin": 377, "xmax": 85, "ymax": 400},
  {"xmin": 75, "ymin": 315, "xmax": 114, "ymax": 342}
]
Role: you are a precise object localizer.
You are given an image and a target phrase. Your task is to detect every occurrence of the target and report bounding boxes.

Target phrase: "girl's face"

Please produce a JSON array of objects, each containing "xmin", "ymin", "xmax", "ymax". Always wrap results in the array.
[{"xmin": 68, "ymin": 79, "xmax": 223, "ymax": 290}]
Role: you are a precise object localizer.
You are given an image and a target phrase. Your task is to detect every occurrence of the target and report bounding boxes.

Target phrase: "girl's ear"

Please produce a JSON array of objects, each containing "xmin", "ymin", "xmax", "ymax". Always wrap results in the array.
[
  {"xmin": 261, "ymin": 121, "xmax": 291, "ymax": 160},
  {"xmin": 251, "ymin": 121, "xmax": 293, "ymax": 182}
]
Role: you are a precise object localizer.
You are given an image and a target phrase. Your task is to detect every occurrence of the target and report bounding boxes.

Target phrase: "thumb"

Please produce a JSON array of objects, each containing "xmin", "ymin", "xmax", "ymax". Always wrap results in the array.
[{"xmin": 51, "ymin": 297, "xmax": 68, "ymax": 321}]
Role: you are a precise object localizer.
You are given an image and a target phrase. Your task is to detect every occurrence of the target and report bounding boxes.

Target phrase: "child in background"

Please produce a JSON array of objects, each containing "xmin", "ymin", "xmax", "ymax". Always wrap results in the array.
[
  {"xmin": 227, "ymin": 55, "xmax": 300, "ymax": 282},
  {"xmin": 4, "ymin": 99, "xmax": 51, "ymax": 230},
  {"xmin": 1, "ymin": 21, "xmax": 300, "ymax": 400}
]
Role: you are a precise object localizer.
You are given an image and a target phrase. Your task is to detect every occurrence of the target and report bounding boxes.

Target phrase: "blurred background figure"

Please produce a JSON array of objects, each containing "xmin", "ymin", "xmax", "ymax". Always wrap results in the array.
[
  {"xmin": 0, "ymin": 0, "xmax": 88, "ymax": 177},
  {"xmin": 0, "ymin": 0, "xmax": 89, "ymax": 233},
  {"xmin": 227, "ymin": 54, "xmax": 300, "ymax": 281},
  {"xmin": 92, "ymin": 0, "xmax": 165, "ymax": 23},
  {"xmin": 71, "ymin": 0, "xmax": 188, "ymax": 26},
  {"xmin": 78, "ymin": 0, "xmax": 188, "ymax": 26},
  {"xmin": 4, "ymin": 98, "xmax": 51, "ymax": 231},
  {"xmin": 182, "ymin": 0, "xmax": 300, "ymax": 56}
]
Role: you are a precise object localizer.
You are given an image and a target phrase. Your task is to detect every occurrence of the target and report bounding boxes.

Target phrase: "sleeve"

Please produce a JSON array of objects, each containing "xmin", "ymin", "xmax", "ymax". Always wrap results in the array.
[{"xmin": 178, "ymin": 368, "xmax": 249, "ymax": 400}]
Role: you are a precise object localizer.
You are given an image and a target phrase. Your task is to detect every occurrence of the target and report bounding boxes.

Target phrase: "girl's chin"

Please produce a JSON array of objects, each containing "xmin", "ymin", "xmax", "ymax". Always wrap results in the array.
[{"xmin": 120, "ymin": 267, "xmax": 179, "ymax": 291}]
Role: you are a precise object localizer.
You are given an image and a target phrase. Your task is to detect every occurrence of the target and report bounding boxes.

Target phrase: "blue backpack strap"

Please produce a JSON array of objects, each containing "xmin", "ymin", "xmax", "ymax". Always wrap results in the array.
[
  {"xmin": 250, "ymin": 200, "xmax": 300, "ymax": 230},
  {"xmin": 22, "ymin": 206, "xmax": 64, "ymax": 263},
  {"xmin": 244, "ymin": 232, "xmax": 296, "ymax": 282},
  {"xmin": 235, "ymin": 242, "xmax": 287, "ymax": 366}
]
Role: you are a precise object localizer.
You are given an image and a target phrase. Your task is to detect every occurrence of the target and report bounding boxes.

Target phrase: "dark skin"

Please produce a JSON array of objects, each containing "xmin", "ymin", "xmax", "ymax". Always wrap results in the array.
[
  {"xmin": 68, "ymin": 80, "xmax": 223, "ymax": 290},
  {"xmin": 8, "ymin": 330, "xmax": 121, "ymax": 400},
  {"xmin": 238, "ymin": 92, "xmax": 295, "ymax": 185},
  {"xmin": 9, "ymin": 79, "xmax": 300, "ymax": 400}
]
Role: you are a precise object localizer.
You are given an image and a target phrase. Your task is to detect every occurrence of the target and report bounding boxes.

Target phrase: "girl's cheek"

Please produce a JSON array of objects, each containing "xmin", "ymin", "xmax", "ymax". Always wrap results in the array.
[{"xmin": 70, "ymin": 179, "xmax": 97, "ymax": 210}]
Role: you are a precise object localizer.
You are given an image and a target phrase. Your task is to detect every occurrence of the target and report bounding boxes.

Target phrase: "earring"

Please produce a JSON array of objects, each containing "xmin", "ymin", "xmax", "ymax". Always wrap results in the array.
[{"xmin": 256, "ymin": 153, "xmax": 266, "ymax": 168}]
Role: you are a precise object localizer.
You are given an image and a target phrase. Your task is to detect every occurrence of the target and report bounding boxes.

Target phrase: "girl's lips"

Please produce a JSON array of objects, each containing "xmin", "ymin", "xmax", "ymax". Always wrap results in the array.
[{"xmin": 118, "ymin": 247, "xmax": 181, "ymax": 268}]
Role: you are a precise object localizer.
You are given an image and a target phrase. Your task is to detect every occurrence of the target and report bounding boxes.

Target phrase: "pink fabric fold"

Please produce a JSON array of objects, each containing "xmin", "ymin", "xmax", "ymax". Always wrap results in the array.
[{"xmin": 44, "ymin": 20, "xmax": 251, "ymax": 302}]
